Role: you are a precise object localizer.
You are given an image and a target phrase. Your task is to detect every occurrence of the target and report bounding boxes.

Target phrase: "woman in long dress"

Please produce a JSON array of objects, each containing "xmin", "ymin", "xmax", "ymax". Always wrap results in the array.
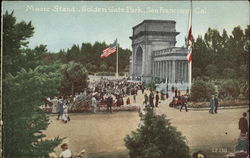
[
  {"xmin": 62, "ymin": 102, "xmax": 70, "ymax": 123},
  {"xmin": 51, "ymin": 97, "xmax": 59, "ymax": 114}
]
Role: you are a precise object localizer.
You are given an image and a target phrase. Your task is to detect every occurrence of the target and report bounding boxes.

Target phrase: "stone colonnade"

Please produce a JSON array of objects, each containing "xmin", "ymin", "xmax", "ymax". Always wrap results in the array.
[{"xmin": 153, "ymin": 60, "xmax": 188, "ymax": 83}]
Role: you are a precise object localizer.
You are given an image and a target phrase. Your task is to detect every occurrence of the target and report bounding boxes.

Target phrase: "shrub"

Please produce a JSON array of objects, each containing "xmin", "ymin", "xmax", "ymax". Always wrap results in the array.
[
  {"xmin": 147, "ymin": 80, "xmax": 156, "ymax": 91},
  {"xmin": 100, "ymin": 63, "xmax": 108, "ymax": 71},
  {"xmin": 88, "ymin": 72, "xmax": 94, "ymax": 75},
  {"xmin": 119, "ymin": 72, "xmax": 125, "ymax": 76},
  {"xmin": 223, "ymin": 68, "xmax": 236, "ymax": 79},
  {"xmin": 96, "ymin": 72, "xmax": 115, "ymax": 76},
  {"xmin": 86, "ymin": 63, "xmax": 97, "ymax": 72},
  {"xmin": 190, "ymin": 79, "xmax": 216, "ymax": 101},
  {"xmin": 218, "ymin": 79, "xmax": 240, "ymax": 99},
  {"xmin": 205, "ymin": 64, "xmax": 218, "ymax": 79},
  {"xmin": 193, "ymin": 67, "xmax": 202, "ymax": 78},
  {"xmin": 124, "ymin": 107, "xmax": 190, "ymax": 158}
]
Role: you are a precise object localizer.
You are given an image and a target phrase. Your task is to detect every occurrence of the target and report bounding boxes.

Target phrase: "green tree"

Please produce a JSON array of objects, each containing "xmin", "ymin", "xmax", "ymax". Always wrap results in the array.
[
  {"xmin": 58, "ymin": 41, "xmax": 131, "ymax": 73},
  {"xmin": 86, "ymin": 63, "xmax": 97, "ymax": 72},
  {"xmin": 190, "ymin": 79, "xmax": 216, "ymax": 101},
  {"xmin": 100, "ymin": 63, "xmax": 108, "ymax": 71},
  {"xmin": 192, "ymin": 26, "xmax": 249, "ymax": 80},
  {"xmin": 192, "ymin": 67, "xmax": 202, "ymax": 79},
  {"xmin": 124, "ymin": 107, "xmax": 190, "ymax": 158},
  {"xmin": 3, "ymin": 68, "xmax": 63, "ymax": 157},
  {"xmin": 3, "ymin": 11, "xmax": 64, "ymax": 157},
  {"xmin": 222, "ymin": 68, "xmax": 236, "ymax": 79},
  {"xmin": 3, "ymin": 11, "xmax": 34, "ymax": 75},
  {"xmin": 218, "ymin": 79, "xmax": 240, "ymax": 99},
  {"xmin": 61, "ymin": 61, "xmax": 88, "ymax": 95},
  {"xmin": 205, "ymin": 64, "xmax": 218, "ymax": 79}
]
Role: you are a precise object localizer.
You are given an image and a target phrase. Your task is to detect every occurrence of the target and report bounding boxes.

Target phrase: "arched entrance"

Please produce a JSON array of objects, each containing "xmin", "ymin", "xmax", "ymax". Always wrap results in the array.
[{"xmin": 135, "ymin": 46, "xmax": 143, "ymax": 78}]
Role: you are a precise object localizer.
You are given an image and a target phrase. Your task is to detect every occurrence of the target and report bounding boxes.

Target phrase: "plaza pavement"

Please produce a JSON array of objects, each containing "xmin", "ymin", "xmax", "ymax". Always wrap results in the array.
[{"xmin": 44, "ymin": 90, "xmax": 248, "ymax": 156}]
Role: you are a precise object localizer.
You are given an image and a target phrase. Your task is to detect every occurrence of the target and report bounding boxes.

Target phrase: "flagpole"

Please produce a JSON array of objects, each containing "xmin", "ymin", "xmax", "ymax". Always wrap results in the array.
[
  {"xmin": 188, "ymin": 0, "xmax": 192, "ymax": 91},
  {"xmin": 116, "ymin": 41, "xmax": 119, "ymax": 78}
]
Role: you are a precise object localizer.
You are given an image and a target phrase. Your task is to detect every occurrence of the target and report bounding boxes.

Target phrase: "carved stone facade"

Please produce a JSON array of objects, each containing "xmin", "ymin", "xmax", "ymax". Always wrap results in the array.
[{"xmin": 130, "ymin": 20, "xmax": 189, "ymax": 85}]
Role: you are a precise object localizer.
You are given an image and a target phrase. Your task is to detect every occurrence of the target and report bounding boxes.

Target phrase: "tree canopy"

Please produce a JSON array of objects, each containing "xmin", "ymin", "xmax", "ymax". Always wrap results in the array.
[
  {"xmin": 193, "ymin": 26, "xmax": 249, "ymax": 81},
  {"xmin": 41, "ymin": 42, "xmax": 132, "ymax": 73},
  {"xmin": 124, "ymin": 107, "xmax": 190, "ymax": 158},
  {"xmin": 192, "ymin": 26, "xmax": 249, "ymax": 99},
  {"xmin": 3, "ymin": 11, "xmax": 64, "ymax": 157}
]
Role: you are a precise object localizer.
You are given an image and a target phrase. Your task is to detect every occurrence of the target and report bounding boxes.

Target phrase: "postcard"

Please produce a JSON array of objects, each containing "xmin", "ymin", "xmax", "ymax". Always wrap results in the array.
[{"xmin": 1, "ymin": 1, "xmax": 249, "ymax": 158}]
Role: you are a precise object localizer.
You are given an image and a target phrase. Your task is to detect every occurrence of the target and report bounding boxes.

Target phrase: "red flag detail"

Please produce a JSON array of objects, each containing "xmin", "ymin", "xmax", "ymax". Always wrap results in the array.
[{"xmin": 100, "ymin": 39, "xmax": 117, "ymax": 58}]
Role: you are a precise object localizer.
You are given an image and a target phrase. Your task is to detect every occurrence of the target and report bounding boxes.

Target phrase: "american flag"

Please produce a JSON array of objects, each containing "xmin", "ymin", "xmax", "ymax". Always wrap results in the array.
[
  {"xmin": 100, "ymin": 39, "xmax": 117, "ymax": 58},
  {"xmin": 187, "ymin": 2, "xmax": 193, "ymax": 63},
  {"xmin": 187, "ymin": 26, "xmax": 193, "ymax": 62}
]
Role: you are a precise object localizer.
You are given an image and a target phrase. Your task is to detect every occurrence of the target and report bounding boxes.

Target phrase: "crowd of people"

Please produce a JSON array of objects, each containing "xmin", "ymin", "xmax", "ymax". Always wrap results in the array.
[
  {"xmin": 44, "ymin": 78, "xmax": 249, "ymax": 158},
  {"xmin": 43, "ymin": 78, "xmax": 144, "ymax": 123}
]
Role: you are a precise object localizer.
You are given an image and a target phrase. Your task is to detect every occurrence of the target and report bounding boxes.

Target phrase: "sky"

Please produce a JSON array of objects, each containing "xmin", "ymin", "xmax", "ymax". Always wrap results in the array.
[{"xmin": 2, "ymin": 1, "xmax": 249, "ymax": 52}]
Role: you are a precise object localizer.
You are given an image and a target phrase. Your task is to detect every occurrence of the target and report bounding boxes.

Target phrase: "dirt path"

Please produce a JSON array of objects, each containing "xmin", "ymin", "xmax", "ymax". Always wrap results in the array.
[{"xmin": 44, "ymin": 91, "xmax": 248, "ymax": 155}]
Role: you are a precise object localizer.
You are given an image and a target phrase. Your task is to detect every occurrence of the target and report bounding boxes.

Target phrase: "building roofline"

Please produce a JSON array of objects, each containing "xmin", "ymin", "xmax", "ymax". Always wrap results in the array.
[
  {"xmin": 130, "ymin": 31, "xmax": 179, "ymax": 40},
  {"xmin": 132, "ymin": 20, "xmax": 176, "ymax": 29}
]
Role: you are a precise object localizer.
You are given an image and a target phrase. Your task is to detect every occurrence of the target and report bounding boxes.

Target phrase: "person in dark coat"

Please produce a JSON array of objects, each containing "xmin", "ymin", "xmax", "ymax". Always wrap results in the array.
[
  {"xmin": 186, "ymin": 87, "xmax": 189, "ymax": 94},
  {"xmin": 106, "ymin": 95, "xmax": 113, "ymax": 113},
  {"xmin": 174, "ymin": 89, "xmax": 178, "ymax": 97},
  {"xmin": 180, "ymin": 95, "xmax": 188, "ymax": 112},
  {"xmin": 209, "ymin": 95, "xmax": 215, "ymax": 114},
  {"xmin": 143, "ymin": 93, "xmax": 148, "ymax": 105},
  {"xmin": 57, "ymin": 97, "xmax": 64, "ymax": 120},
  {"xmin": 214, "ymin": 95, "xmax": 219, "ymax": 113},
  {"xmin": 155, "ymin": 91, "xmax": 160, "ymax": 107},
  {"xmin": 141, "ymin": 86, "xmax": 145, "ymax": 94},
  {"xmin": 149, "ymin": 91, "xmax": 154, "ymax": 108},
  {"xmin": 239, "ymin": 112, "xmax": 248, "ymax": 135}
]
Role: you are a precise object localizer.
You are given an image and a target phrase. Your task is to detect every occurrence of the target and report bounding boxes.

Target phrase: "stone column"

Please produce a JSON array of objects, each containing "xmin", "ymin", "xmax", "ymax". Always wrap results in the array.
[
  {"xmin": 158, "ymin": 61, "xmax": 160, "ymax": 78},
  {"xmin": 166, "ymin": 61, "xmax": 168, "ymax": 82},
  {"xmin": 170, "ymin": 61, "xmax": 173, "ymax": 83},
  {"xmin": 179, "ymin": 61, "xmax": 182, "ymax": 83},
  {"xmin": 177, "ymin": 61, "xmax": 179, "ymax": 83},
  {"xmin": 180, "ymin": 61, "xmax": 183, "ymax": 83},
  {"xmin": 156, "ymin": 62, "xmax": 158, "ymax": 78},
  {"xmin": 152, "ymin": 62, "xmax": 155, "ymax": 77},
  {"xmin": 169, "ymin": 61, "xmax": 171, "ymax": 82},
  {"xmin": 155, "ymin": 62, "xmax": 157, "ymax": 78},
  {"xmin": 162, "ymin": 61, "xmax": 165, "ymax": 79},
  {"xmin": 186, "ymin": 61, "xmax": 189, "ymax": 83},
  {"xmin": 159, "ymin": 61, "xmax": 161, "ymax": 78},
  {"xmin": 163, "ymin": 61, "xmax": 166, "ymax": 79},
  {"xmin": 172, "ymin": 60, "xmax": 175, "ymax": 83},
  {"xmin": 183, "ymin": 61, "xmax": 187, "ymax": 83},
  {"xmin": 162, "ymin": 61, "xmax": 164, "ymax": 80},
  {"xmin": 158, "ymin": 62, "xmax": 160, "ymax": 78},
  {"xmin": 168, "ymin": 61, "xmax": 170, "ymax": 82}
]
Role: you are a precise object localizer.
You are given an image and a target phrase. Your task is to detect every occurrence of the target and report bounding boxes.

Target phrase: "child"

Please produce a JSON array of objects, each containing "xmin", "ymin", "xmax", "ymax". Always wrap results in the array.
[{"xmin": 59, "ymin": 143, "xmax": 72, "ymax": 158}]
